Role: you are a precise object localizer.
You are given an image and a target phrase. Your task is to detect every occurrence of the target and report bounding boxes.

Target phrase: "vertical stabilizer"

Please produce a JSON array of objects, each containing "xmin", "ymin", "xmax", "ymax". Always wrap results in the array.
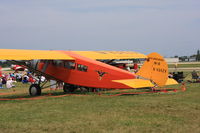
[{"xmin": 136, "ymin": 53, "xmax": 168, "ymax": 87}]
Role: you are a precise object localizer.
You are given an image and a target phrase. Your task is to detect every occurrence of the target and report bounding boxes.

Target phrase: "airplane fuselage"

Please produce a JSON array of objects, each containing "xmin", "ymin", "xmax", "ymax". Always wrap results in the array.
[{"xmin": 37, "ymin": 51, "xmax": 136, "ymax": 89}]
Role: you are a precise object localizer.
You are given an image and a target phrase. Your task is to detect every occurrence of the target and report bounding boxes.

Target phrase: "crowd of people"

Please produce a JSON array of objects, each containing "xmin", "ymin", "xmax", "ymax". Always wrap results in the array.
[{"xmin": 0, "ymin": 71, "xmax": 45, "ymax": 91}]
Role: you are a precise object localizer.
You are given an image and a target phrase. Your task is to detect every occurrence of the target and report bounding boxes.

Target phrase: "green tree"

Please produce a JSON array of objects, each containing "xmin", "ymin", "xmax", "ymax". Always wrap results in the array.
[
  {"xmin": 174, "ymin": 55, "xmax": 179, "ymax": 58},
  {"xmin": 196, "ymin": 49, "xmax": 200, "ymax": 61}
]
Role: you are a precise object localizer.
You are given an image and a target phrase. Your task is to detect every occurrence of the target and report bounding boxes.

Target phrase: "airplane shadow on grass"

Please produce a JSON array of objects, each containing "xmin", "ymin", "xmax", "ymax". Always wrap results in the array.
[
  {"xmin": 0, "ymin": 86, "xmax": 181, "ymax": 101},
  {"xmin": 0, "ymin": 88, "xmax": 157, "ymax": 101}
]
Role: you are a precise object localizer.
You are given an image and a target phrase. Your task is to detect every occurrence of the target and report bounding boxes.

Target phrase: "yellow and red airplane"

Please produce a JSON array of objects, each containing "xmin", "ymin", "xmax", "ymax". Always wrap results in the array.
[{"xmin": 0, "ymin": 49, "xmax": 178, "ymax": 96}]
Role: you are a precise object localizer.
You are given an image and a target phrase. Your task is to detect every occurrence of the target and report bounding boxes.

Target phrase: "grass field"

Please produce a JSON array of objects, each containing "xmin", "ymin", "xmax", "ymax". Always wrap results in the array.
[
  {"xmin": 168, "ymin": 63, "xmax": 200, "ymax": 68},
  {"xmin": 0, "ymin": 67, "xmax": 200, "ymax": 133},
  {"xmin": 0, "ymin": 82, "xmax": 200, "ymax": 133}
]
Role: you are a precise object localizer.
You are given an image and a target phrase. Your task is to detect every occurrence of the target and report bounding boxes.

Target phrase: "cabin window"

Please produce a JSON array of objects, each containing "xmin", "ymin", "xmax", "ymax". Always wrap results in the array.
[
  {"xmin": 64, "ymin": 61, "xmax": 76, "ymax": 69},
  {"xmin": 48, "ymin": 60, "xmax": 53, "ymax": 65},
  {"xmin": 58, "ymin": 61, "xmax": 64, "ymax": 67},
  {"xmin": 77, "ymin": 64, "xmax": 88, "ymax": 72},
  {"xmin": 51, "ymin": 60, "xmax": 64, "ymax": 67},
  {"xmin": 52, "ymin": 60, "xmax": 57, "ymax": 66},
  {"xmin": 40, "ymin": 60, "xmax": 49, "ymax": 63}
]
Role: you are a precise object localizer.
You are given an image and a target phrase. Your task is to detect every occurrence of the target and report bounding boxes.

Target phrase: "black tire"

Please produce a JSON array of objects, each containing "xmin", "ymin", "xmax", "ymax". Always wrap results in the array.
[
  {"xmin": 29, "ymin": 84, "xmax": 41, "ymax": 96},
  {"xmin": 63, "ymin": 84, "xmax": 76, "ymax": 93},
  {"xmin": 63, "ymin": 84, "xmax": 69, "ymax": 93}
]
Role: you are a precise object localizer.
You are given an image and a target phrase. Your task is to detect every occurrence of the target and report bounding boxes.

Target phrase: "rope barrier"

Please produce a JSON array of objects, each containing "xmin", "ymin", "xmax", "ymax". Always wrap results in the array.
[{"xmin": 0, "ymin": 92, "xmax": 15, "ymax": 96}]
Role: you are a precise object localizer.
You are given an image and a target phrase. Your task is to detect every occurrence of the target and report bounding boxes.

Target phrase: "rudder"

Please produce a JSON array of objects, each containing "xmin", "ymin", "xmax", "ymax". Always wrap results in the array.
[{"xmin": 136, "ymin": 52, "xmax": 168, "ymax": 87}]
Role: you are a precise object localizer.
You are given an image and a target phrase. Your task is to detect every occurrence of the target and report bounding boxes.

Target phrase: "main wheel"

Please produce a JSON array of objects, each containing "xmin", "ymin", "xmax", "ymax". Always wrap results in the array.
[
  {"xmin": 29, "ymin": 84, "xmax": 41, "ymax": 96},
  {"xmin": 63, "ymin": 84, "xmax": 76, "ymax": 93}
]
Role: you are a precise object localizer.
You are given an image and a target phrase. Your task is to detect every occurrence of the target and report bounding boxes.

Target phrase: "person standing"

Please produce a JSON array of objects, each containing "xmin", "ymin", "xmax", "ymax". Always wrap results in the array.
[
  {"xmin": 174, "ymin": 63, "xmax": 178, "ymax": 71},
  {"xmin": 0, "ymin": 66, "xmax": 2, "ymax": 77},
  {"xmin": 133, "ymin": 63, "xmax": 138, "ymax": 72},
  {"xmin": 0, "ymin": 78, "xmax": 2, "ymax": 89},
  {"xmin": 2, "ymin": 76, "xmax": 7, "ymax": 88}
]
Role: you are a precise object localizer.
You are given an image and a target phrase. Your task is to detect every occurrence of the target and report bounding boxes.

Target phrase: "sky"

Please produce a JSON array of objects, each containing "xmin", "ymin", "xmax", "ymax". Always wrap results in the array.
[{"xmin": 0, "ymin": 0, "xmax": 199, "ymax": 57}]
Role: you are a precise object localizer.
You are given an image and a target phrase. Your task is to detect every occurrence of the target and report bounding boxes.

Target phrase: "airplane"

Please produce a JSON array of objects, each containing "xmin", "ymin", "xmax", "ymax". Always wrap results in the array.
[
  {"xmin": 0, "ymin": 49, "xmax": 178, "ymax": 96},
  {"xmin": 11, "ymin": 64, "xmax": 27, "ymax": 71}
]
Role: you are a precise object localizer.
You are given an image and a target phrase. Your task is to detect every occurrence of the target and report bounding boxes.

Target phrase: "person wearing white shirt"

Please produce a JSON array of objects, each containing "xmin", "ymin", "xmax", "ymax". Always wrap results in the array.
[{"xmin": 6, "ymin": 78, "xmax": 16, "ymax": 91}]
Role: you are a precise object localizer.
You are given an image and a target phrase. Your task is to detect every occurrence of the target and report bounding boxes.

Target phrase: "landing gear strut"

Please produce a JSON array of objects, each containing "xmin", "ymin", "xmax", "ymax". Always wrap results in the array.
[{"xmin": 29, "ymin": 75, "xmax": 45, "ymax": 96}]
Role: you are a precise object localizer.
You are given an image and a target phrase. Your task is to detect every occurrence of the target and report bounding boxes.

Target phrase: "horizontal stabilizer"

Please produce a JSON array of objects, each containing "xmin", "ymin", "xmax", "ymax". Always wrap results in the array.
[
  {"xmin": 112, "ymin": 79, "xmax": 155, "ymax": 88},
  {"xmin": 0, "ymin": 49, "xmax": 74, "ymax": 60},
  {"xmin": 165, "ymin": 78, "xmax": 178, "ymax": 85}
]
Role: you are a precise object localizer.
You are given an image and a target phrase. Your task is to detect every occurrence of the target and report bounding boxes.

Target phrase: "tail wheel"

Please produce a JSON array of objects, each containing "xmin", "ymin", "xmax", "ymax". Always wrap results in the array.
[
  {"xmin": 29, "ymin": 84, "xmax": 41, "ymax": 96},
  {"xmin": 63, "ymin": 84, "xmax": 76, "ymax": 93}
]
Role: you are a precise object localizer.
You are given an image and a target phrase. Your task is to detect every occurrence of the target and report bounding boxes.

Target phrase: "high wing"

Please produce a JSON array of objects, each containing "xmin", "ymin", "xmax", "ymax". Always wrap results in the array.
[
  {"xmin": 73, "ymin": 51, "xmax": 147, "ymax": 60},
  {"xmin": 0, "ymin": 49, "xmax": 146, "ymax": 60},
  {"xmin": 0, "ymin": 49, "xmax": 74, "ymax": 60}
]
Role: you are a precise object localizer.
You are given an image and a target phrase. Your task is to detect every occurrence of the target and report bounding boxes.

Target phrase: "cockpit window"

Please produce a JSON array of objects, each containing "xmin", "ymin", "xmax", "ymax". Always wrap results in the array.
[
  {"xmin": 64, "ymin": 61, "xmax": 76, "ymax": 69},
  {"xmin": 77, "ymin": 64, "xmax": 88, "ymax": 72}
]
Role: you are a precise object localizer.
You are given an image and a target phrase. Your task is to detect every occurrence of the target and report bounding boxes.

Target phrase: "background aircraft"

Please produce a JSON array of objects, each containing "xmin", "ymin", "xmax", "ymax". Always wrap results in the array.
[
  {"xmin": 11, "ymin": 64, "xmax": 27, "ymax": 71},
  {"xmin": 0, "ymin": 49, "xmax": 177, "ymax": 96}
]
